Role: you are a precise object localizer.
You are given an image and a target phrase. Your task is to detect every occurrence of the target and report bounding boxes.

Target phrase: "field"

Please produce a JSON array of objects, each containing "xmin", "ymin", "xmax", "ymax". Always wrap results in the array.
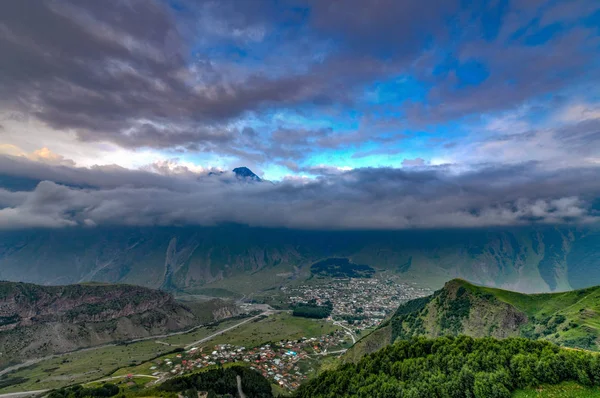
[
  {"xmin": 514, "ymin": 382, "xmax": 600, "ymax": 397},
  {"xmin": 0, "ymin": 312, "xmax": 343, "ymax": 393}
]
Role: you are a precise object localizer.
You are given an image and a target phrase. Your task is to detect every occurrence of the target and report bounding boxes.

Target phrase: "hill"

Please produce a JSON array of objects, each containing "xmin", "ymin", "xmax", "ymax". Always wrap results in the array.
[
  {"xmin": 1, "ymin": 226, "xmax": 600, "ymax": 295},
  {"xmin": 295, "ymin": 336, "xmax": 600, "ymax": 398},
  {"xmin": 0, "ymin": 281, "xmax": 232, "ymax": 366},
  {"xmin": 347, "ymin": 279, "xmax": 600, "ymax": 361}
]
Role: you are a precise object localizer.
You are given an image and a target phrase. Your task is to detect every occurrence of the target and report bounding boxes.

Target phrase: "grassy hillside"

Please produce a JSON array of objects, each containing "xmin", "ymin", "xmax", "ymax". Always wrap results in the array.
[
  {"xmin": 458, "ymin": 280, "xmax": 600, "ymax": 350},
  {"xmin": 347, "ymin": 279, "xmax": 600, "ymax": 361},
  {"xmin": 1, "ymin": 226, "xmax": 599, "ymax": 294}
]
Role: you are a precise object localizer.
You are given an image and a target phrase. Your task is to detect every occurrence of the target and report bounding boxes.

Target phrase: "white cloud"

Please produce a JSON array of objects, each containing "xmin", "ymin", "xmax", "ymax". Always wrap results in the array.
[{"xmin": 557, "ymin": 102, "xmax": 600, "ymax": 124}]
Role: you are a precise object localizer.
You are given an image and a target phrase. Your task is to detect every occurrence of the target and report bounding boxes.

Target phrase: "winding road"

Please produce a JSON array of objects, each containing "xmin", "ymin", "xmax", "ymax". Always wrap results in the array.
[{"xmin": 333, "ymin": 321, "xmax": 357, "ymax": 344}]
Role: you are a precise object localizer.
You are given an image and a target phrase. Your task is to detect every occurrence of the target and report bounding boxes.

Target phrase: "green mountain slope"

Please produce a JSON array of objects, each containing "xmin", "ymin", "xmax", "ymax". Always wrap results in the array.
[
  {"xmin": 0, "ymin": 225, "xmax": 599, "ymax": 294},
  {"xmin": 347, "ymin": 279, "xmax": 600, "ymax": 361},
  {"xmin": 0, "ymin": 281, "xmax": 234, "ymax": 367}
]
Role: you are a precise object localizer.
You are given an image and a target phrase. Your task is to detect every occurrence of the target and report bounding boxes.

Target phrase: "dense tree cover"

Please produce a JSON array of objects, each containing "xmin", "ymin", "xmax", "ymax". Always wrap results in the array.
[
  {"xmin": 294, "ymin": 336, "xmax": 600, "ymax": 398},
  {"xmin": 49, "ymin": 383, "xmax": 120, "ymax": 398},
  {"xmin": 292, "ymin": 299, "xmax": 333, "ymax": 319},
  {"xmin": 310, "ymin": 258, "xmax": 375, "ymax": 278},
  {"xmin": 158, "ymin": 365, "xmax": 272, "ymax": 398}
]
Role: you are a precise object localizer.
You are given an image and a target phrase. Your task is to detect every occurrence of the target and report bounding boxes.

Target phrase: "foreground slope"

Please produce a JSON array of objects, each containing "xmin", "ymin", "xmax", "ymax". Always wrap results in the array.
[
  {"xmin": 347, "ymin": 279, "xmax": 600, "ymax": 361},
  {"xmin": 296, "ymin": 336, "xmax": 600, "ymax": 398},
  {"xmin": 0, "ymin": 281, "xmax": 224, "ymax": 366}
]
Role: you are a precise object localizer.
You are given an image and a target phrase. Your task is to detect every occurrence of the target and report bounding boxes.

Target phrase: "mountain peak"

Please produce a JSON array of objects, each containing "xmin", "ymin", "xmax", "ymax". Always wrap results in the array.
[{"xmin": 232, "ymin": 167, "xmax": 261, "ymax": 182}]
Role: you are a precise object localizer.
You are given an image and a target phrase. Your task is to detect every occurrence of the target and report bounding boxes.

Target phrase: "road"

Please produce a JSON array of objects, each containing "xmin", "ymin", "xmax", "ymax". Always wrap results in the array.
[
  {"xmin": 333, "ymin": 321, "xmax": 357, "ymax": 344},
  {"xmin": 0, "ymin": 390, "xmax": 48, "ymax": 398},
  {"xmin": 184, "ymin": 311, "xmax": 272, "ymax": 350},
  {"xmin": 84, "ymin": 374, "xmax": 159, "ymax": 385},
  {"xmin": 310, "ymin": 348, "xmax": 348, "ymax": 357},
  {"xmin": 0, "ymin": 375, "xmax": 160, "ymax": 398},
  {"xmin": 236, "ymin": 375, "xmax": 247, "ymax": 398}
]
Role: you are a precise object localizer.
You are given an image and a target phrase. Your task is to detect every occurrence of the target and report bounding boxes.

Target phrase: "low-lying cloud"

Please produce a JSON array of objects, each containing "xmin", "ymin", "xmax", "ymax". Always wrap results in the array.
[{"xmin": 0, "ymin": 156, "xmax": 598, "ymax": 230}]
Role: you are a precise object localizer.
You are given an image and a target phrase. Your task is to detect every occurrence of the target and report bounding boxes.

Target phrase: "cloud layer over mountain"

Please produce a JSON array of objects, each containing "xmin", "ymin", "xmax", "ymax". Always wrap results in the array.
[
  {"xmin": 0, "ymin": 155, "xmax": 597, "ymax": 230},
  {"xmin": 0, "ymin": 0, "xmax": 599, "ymax": 230}
]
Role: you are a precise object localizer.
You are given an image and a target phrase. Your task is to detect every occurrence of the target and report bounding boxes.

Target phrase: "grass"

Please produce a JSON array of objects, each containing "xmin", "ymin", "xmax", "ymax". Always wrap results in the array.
[
  {"xmin": 513, "ymin": 382, "xmax": 600, "ymax": 397},
  {"xmin": 191, "ymin": 312, "xmax": 341, "ymax": 348}
]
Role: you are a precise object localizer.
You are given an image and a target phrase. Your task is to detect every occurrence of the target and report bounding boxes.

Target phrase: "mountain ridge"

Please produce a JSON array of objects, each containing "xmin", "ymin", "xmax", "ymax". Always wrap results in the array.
[{"xmin": 1, "ymin": 226, "xmax": 599, "ymax": 295}]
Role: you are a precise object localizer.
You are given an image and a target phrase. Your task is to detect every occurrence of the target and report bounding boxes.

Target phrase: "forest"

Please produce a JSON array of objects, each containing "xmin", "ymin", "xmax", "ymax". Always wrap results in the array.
[
  {"xmin": 46, "ymin": 366, "xmax": 272, "ymax": 398},
  {"xmin": 292, "ymin": 299, "xmax": 333, "ymax": 319},
  {"xmin": 48, "ymin": 383, "xmax": 120, "ymax": 398},
  {"xmin": 310, "ymin": 258, "xmax": 375, "ymax": 278},
  {"xmin": 158, "ymin": 366, "xmax": 272, "ymax": 397},
  {"xmin": 294, "ymin": 336, "xmax": 600, "ymax": 398}
]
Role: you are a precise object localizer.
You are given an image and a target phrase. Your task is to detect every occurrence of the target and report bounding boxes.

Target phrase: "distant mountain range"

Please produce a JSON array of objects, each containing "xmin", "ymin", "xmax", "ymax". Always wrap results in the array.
[
  {"xmin": 346, "ymin": 278, "xmax": 600, "ymax": 361},
  {"xmin": 0, "ymin": 281, "xmax": 235, "ymax": 366},
  {"xmin": 0, "ymin": 225, "xmax": 599, "ymax": 295}
]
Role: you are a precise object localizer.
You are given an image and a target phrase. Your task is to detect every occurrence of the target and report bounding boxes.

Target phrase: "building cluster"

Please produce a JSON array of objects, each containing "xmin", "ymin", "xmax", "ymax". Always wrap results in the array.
[
  {"xmin": 149, "ymin": 331, "xmax": 349, "ymax": 391},
  {"xmin": 284, "ymin": 277, "xmax": 431, "ymax": 330}
]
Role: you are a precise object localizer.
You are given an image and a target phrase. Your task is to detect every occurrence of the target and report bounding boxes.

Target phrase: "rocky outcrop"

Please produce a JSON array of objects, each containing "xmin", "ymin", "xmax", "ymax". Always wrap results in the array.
[
  {"xmin": 212, "ymin": 304, "xmax": 241, "ymax": 321},
  {"xmin": 0, "ymin": 281, "xmax": 199, "ymax": 366},
  {"xmin": 0, "ymin": 282, "xmax": 183, "ymax": 330}
]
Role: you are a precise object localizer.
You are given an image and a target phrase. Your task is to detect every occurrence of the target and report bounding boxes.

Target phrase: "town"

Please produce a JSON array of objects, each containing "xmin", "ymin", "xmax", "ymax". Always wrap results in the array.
[
  {"xmin": 284, "ymin": 276, "xmax": 432, "ymax": 330},
  {"xmin": 147, "ymin": 331, "xmax": 350, "ymax": 391}
]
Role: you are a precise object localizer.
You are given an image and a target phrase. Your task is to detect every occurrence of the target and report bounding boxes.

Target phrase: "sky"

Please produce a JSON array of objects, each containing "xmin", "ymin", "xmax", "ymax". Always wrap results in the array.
[{"xmin": 0, "ymin": 0, "xmax": 599, "ymax": 230}]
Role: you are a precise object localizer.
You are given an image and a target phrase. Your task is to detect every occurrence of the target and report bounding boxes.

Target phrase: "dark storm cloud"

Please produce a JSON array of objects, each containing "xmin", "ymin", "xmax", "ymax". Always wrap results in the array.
[
  {"xmin": 0, "ymin": 0, "xmax": 598, "ymax": 163},
  {"xmin": 0, "ymin": 0, "xmax": 355, "ymax": 151},
  {"xmin": 0, "ymin": 156, "xmax": 598, "ymax": 230},
  {"xmin": 306, "ymin": 0, "xmax": 461, "ymax": 59}
]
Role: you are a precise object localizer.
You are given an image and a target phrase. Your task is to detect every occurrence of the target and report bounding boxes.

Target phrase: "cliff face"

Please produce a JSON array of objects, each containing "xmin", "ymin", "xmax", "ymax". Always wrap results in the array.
[
  {"xmin": 0, "ymin": 281, "xmax": 199, "ymax": 366},
  {"xmin": 0, "ymin": 282, "xmax": 180, "ymax": 329}
]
